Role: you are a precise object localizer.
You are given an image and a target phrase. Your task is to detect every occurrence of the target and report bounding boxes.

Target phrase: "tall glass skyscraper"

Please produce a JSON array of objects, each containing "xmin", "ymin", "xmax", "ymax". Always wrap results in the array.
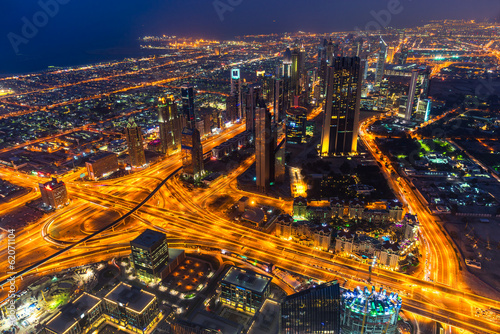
[
  {"xmin": 125, "ymin": 117, "xmax": 146, "ymax": 167},
  {"xmin": 321, "ymin": 57, "xmax": 362, "ymax": 156},
  {"xmin": 280, "ymin": 281, "xmax": 341, "ymax": 333},
  {"xmin": 181, "ymin": 84, "xmax": 196, "ymax": 128},
  {"xmin": 158, "ymin": 95, "xmax": 183, "ymax": 155}
]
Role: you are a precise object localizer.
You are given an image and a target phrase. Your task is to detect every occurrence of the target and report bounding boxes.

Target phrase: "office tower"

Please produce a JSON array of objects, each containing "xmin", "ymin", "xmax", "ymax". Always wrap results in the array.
[
  {"xmin": 321, "ymin": 57, "xmax": 362, "ymax": 156},
  {"xmin": 393, "ymin": 67, "xmax": 430, "ymax": 121},
  {"xmin": 282, "ymin": 48, "xmax": 292, "ymax": 78},
  {"xmin": 219, "ymin": 266, "xmax": 272, "ymax": 314},
  {"xmin": 274, "ymin": 78, "xmax": 285, "ymax": 122},
  {"xmin": 86, "ymin": 152, "xmax": 119, "ymax": 180},
  {"xmin": 280, "ymin": 281, "xmax": 341, "ymax": 334},
  {"xmin": 245, "ymin": 84, "xmax": 261, "ymax": 133},
  {"xmin": 255, "ymin": 103, "xmax": 273, "ymax": 191},
  {"xmin": 286, "ymin": 106, "xmax": 307, "ymax": 144},
  {"xmin": 274, "ymin": 121, "xmax": 286, "ymax": 183},
  {"xmin": 226, "ymin": 95, "xmax": 238, "ymax": 124},
  {"xmin": 125, "ymin": 117, "xmax": 146, "ymax": 167},
  {"xmin": 261, "ymin": 74, "xmax": 275, "ymax": 105},
  {"xmin": 387, "ymin": 46, "xmax": 396, "ymax": 64},
  {"xmin": 130, "ymin": 229, "xmax": 170, "ymax": 281},
  {"xmin": 375, "ymin": 37, "xmax": 387, "ymax": 85},
  {"xmin": 355, "ymin": 38, "xmax": 363, "ymax": 58},
  {"xmin": 341, "ymin": 286, "xmax": 402, "ymax": 334},
  {"xmin": 103, "ymin": 283, "xmax": 160, "ymax": 332},
  {"xmin": 181, "ymin": 127, "xmax": 204, "ymax": 180},
  {"xmin": 291, "ymin": 47, "xmax": 303, "ymax": 97},
  {"xmin": 326, "ymin": 39, "xmax": 334, "ymax": 64},
  {"xmin": 230, "ymin": 68, "xmax": 242, "ymax": 120},
  {"xmin": 158, "ymin": 95, "xmax": 183, "ymax": 155},
  {"xmin": 181, "ymin": 84, "xmax": 196, "ymax": 128},
  {"xmin": 39, "ymin": 178, "xmax": 68, "ymax": 209}
]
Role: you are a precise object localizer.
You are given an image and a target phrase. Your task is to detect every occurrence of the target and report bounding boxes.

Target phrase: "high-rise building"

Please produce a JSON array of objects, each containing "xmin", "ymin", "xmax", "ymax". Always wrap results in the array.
[
  {"xmin": 181, "ymin": 127, "xmax": 204, "ymax": 180},
  {"xmin": 291, "ymin": 48, "xmax": 300, "ymax": 97},
  {"xmin": 280, "ymin": 281, "xmax": 341, "ymax": 334},
  {"xmin": 130, "ymin": 229, "xmax": 170, "ymax": 281},
  {"xmin": 375, "ymin": 37, "xmax": 387, "ymax": 85},
  {"xmin": 39, "ymin": 178, "xmax": 68, "ymax": 209},
  {"xmin": 219, "ymin": 266, "xmax": 271, "ymax": 314},
  {"xmin": 274, "ymin": 78, "xmax": 285, "ymax": 122},
  {"xmin": 321, "ymin": 57, "xmax": 362, "ymax": 156},
  {"xmin": 230, "ymin": 68, "xmax": 242, "ymax": 120},
  {"xmin": 286, "ymin": 106, "xmax": 307, "ymax": 145},
  {"xmin": 245, "ymin": 84, "xmax": 261, "ymax": 133},
  {"xmin": 125, "ymin": 117, "xmax": 146, "ymax": 167},
  {"xmin": 181, "ymin": 84, "xmax": 196, "ymax": 128},
  {"xmin": 341, "ymin": 286, "xmax": 402, "ymax": 334},
  {"xmin": 255, "ymin": 103, "xmax": 273, "ymax": 191},
  {"xmin": 158, "ymin": 95, "xmax": 183, "ymax": 155}
]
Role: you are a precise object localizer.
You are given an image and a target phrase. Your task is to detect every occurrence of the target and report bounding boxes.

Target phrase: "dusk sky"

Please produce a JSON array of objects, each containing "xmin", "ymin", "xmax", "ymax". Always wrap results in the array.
[{"xmin": 2, "ymin": 0, "xmax": 500, "ymax": 74}]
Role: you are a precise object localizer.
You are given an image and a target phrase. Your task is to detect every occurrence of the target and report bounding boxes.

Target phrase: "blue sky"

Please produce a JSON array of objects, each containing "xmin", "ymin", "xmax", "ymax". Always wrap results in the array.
[{"xmin": 1, "ymin": 0, "xmax": 500, "ymax": 74}]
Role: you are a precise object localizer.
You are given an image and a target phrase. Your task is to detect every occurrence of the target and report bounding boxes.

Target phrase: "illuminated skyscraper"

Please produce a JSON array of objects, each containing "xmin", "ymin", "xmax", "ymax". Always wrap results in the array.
[
  {"xmin": 230, "ymin": 68, "xmax": 242, "ymax": 120},
  {"xmin": 158, "ymin": 95, "xmax": 183, "ymax": 155},
  {"xmin": 274, "ymin": 78, "xmax": 285, "ymax": 122},
  {"xmin": 291, "ymin": 48, "xmax": 300, "ymax": 97},
  {"xmin": 181, "ymin": 84, "xmax": 196, "ymax": 128},
  {"xmin": 245, "ymin": 84, "xmax": 261, "ymax": 133},
  {"xmin": 255, "ymin": 102, "xmax": 273, "ymax": 191},
  {"xmin": 125, "ymin": 117, "xmax": 146, "ymax": 167},
  {"xmin": 181, "ymin": 127, "xmax": 204, "ymax": 180},
  {"xmin": 375, "ymin": 37, "xmax": 387, "ymax": 85},
  {"xmin": 286, "ymin": 106, "xmax": 307, "ymax": 145},
  {"xmin": 321, "ymin": 57, "xmax": 362, "ymax": 156},
  {"xmin": 341, "ymin": 286, "xmax": 402, "ymax": 334},
  {"xmin": 280, "ymin": 281, "xmax": 341, "ymax": 334}
]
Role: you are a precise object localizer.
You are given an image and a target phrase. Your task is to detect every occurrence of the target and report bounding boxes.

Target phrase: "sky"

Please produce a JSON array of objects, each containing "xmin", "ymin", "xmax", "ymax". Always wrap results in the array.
[{"xmin": 1, "ymin": 0, "xmax": 500, "ymax": 74}]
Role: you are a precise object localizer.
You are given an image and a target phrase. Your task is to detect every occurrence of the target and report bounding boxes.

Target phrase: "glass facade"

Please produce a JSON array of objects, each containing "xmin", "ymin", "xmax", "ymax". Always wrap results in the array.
[
  {"xmin": 321, "ymin": 57, "xmax": 362, "ymax": 156},
  {"xmin": 280, "ymin": 281, "xmax": 341, "ymax": 334}
]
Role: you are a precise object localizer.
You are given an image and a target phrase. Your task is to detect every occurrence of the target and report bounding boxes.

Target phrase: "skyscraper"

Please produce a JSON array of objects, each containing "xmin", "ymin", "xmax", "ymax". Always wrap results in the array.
[
  {"xmin": 291, "ymin": 48, "xmax": 300, "ymax": 97},
  {"xmin": 158, "ymin": 95, "xmax": 183, "ymax": 155},
  {"xmin": 321, "ymin": 57, "xmax": 362, "ymax": 156},
  {"xmin": 341, "ymin": 286, "xmax": 402, "ymax": 334},
  {"xmin": 125, "ymin": 117, "xmax": 146, "ymax": 167},
  {"xmin": 255, "ymin": 102, "xmax": 273, "ymax": 191},
  {"xmin": 280, "ymin": 281, "xmax": 341, "ymax": 334},
  {"xmin": 274, "ymin": 78, "xmax": 285, "ymax": 122},
  {"xmin": 230, "ymin": 68, "xmax": 242, "ymax": 120},
  {"xmin": 245, "ymin": 84, "xmax": 261, "ymax": 133},
  {"xmin": 181, "ymin": 127, "xmax": 204, "ymax": 180},
  {"xmin": 181, "ymin": 84, "xmax": 196, "ymax": 128},
  {"xmin": 375, "ymin": 37, "xmax": 387, "ymax": 85}
]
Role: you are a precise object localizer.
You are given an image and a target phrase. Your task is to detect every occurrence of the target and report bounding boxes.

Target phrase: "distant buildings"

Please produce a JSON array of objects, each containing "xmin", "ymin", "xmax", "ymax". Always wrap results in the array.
[
  {"xmin": 39, "ymin": 178, "xmax": 68, "ymax": 209},
  {"xmin": 219, "ymin": 266, "xmax": 272, "ymax": 314},
  {"xmin": 158, "ymin": 95, "xmax": 183, "ymax": 155},
  {"xmin": 85, "ymin": 152, "xmax": 119, "ymax": 180},
  {"xmin": 181, "ymin": 127, "xmax": 204, "ymax": 180},
  {"xmin": 124, "ymin": 117, "xmax": 146, "ymax": 167},
  {"xmin": 181, "ymin": 84, "xmax": 196, "ymax": 129},
  {"xmin": 280, "ymin": 281, "xmax": 341, "ymax": 334},
  {"xmin": 341, "ymin": 286, "xmax": 402, "ymax": 334},
  {"xmin": 321, "ymin": 57, "xmax": 362, "ymax": 156},
  {"xmin": 130, "ymin": 229, "xmax": 185, "ymax": 281}
]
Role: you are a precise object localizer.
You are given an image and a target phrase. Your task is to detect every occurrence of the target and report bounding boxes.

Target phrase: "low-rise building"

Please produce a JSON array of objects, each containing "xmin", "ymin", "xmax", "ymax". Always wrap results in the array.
[{"xmin": 86, "ymin": 152, "xmax": 119, "ymax": 180}]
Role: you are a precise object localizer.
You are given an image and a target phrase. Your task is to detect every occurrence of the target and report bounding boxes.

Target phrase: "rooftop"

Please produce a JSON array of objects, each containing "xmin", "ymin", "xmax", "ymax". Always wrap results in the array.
[
  {"xmin": 45, "ymin": 293, "xmax": 101, "ymax": 334},
  {"xmin": 104, "ymin": 282, "xmax": 156, "ymax": 313},
  {"xmin": 131, "ymin": 229, "xmax": 166, "ymax": 249},
  {"xmin": 221, "ymin": 266, "xmax": 271, "ymax": 293}
]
